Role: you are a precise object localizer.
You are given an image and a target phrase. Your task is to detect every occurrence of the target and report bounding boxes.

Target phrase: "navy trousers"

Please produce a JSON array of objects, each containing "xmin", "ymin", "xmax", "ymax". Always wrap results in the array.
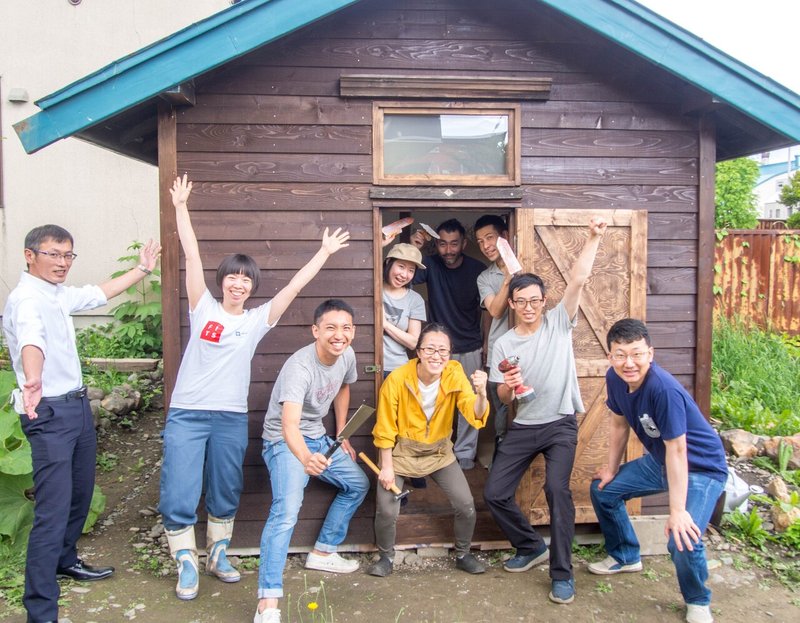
[{"xmin": 20, "ymin": 395, "xmax": 96, "ymax": 623}]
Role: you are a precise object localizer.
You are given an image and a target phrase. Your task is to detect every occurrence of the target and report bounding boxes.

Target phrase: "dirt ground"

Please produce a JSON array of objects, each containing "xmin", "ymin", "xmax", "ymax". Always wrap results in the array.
[{"xmin": 1, "ymin": 412, "xmax": 798, "ymax": 623}]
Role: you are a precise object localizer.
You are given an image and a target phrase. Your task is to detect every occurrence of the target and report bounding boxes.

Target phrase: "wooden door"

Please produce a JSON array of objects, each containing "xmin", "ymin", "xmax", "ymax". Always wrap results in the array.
[{"xmin": 515, "ymin": 208, "xmax": 647, "ymax": 524}]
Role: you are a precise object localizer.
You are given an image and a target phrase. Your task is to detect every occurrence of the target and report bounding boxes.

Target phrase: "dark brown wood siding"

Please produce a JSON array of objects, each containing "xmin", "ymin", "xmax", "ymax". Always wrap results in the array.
[{"xmin": 172, "ymin": 0, "xmax": 704, "ymax": 549}]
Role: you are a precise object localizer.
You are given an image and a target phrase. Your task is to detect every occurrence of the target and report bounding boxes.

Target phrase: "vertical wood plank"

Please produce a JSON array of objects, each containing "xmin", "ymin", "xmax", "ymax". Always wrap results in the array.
[
  {"xmin": 373, "ymin": 206, "xmax": 384, "ymax": 400},
  {"xmin": 158, "ymin": 103, "xmax": 179, "ymax": 406},
  {"xmin": 695, "ymin": 116, "xmax": 716, "ymax": 414}
]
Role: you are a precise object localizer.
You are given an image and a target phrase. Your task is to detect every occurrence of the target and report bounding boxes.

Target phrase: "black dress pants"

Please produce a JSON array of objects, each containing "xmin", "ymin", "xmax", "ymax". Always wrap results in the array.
[{"xmin": 484, "ymin": 416, "xmax": 577, "ymax": 581}]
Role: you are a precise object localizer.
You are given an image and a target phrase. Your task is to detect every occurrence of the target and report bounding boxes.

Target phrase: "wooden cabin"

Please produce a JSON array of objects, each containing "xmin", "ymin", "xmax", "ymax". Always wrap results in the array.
[{"xmin": 15, "ymin": 0, "xmax": 800, "ymax": 552}]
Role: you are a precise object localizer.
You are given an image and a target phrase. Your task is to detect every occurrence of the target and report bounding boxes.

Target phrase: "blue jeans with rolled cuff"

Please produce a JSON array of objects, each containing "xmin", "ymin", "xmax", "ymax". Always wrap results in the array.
[
  {"xmin": 257, "ymin": 436, "xmax": 369, "ymax": 599},
  {"xmin": 589, "ymin": 452, "xmax": 725, "ymax": 606},
  {"xmin": 158, "ymin": 408, "xmax": 249, "ymax": 531}
]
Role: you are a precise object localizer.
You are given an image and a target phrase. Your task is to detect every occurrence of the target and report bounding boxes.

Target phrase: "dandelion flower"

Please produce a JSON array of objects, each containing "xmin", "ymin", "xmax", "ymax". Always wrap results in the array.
[{"xmin": 308, "ymin": 601, "xmax": 319, "ymax": 612}]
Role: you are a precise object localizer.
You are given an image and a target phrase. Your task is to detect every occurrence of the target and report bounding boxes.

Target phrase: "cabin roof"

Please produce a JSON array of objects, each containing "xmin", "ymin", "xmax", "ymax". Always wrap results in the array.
[{"xmin": 14, "ymin": 0, "xmax": 800, "ymax": 163}]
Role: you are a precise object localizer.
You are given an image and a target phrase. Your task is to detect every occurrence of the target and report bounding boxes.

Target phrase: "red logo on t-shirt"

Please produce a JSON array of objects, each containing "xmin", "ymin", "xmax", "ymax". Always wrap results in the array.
[{"xmin": 201, "ymin": 321, "xmax": 224, "ymax": 343}]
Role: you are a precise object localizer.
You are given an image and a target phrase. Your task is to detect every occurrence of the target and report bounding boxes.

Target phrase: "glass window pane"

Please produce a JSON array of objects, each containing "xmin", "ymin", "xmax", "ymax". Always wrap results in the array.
[{"xmin": 383, "ymin": 114, "xmax": 508, "ymax": 176}]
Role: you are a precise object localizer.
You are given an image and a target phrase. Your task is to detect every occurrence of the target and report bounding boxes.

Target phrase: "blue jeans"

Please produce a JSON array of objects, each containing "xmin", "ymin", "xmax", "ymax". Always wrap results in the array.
[
  {"xmin": 258, "ymin": 436, "xmax": 369, "ymax": 598},
  {"xmin": 158, "ymin": 408, "xmax": 249, "ymax": 531},
  {"xmin": 590, "ymin": 453, "xmax": 725, "ymax": 606}
]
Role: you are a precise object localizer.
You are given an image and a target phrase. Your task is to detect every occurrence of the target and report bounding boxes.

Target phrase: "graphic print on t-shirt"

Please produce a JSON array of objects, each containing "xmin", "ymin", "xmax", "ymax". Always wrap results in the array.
[
  {"xmin": 384, "ymin": 302, "xmax": 402, "ymax": 326},
  {"xmin": 201, "ymin": 321, "xmax": 224, "ymax": 343}
]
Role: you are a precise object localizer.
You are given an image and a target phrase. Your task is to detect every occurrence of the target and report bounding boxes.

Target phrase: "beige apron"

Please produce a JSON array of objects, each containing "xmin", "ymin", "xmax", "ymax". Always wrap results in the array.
[{"xmin": 391, "ymin": 436, "xmax": 456, "ymax": 478}]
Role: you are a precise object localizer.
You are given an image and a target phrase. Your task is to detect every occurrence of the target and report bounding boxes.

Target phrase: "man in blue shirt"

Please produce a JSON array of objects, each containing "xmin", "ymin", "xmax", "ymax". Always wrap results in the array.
[{"xmin": 589, "ymin": 318, "xmax": 727, "ymax": 623}]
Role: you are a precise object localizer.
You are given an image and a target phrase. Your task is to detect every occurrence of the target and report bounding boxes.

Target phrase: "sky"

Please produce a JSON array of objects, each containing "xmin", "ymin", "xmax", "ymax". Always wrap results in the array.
[{"xmin": 636, "ymin": 0, "xmax": 800, "ymax": 94}]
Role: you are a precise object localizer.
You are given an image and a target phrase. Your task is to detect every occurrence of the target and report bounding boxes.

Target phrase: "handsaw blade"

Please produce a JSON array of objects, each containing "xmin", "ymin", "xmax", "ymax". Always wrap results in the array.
[
  {"xmin": 335, "ymin": 404, "xmax": 375, "ymax": 442},
  {"xmin": 419, "ymin": 222, "xmax": 440, "ymax": 239}
]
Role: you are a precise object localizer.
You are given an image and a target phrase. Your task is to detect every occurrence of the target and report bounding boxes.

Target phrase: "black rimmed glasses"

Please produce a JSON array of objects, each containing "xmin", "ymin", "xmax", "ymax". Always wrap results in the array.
[
  {"xmin": 512, "ymin": 297, "xmax": 543, "ymax": 309},
  {"xmin": 419, "ymin": 346, "xmax": 451, "ymax": 358}
]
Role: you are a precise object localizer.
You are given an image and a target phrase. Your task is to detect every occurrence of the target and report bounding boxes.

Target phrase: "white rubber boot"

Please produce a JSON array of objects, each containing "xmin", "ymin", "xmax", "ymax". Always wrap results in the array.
[
  {"xmin": 166, "ymin": 526, "xmax": 199, "ymax": 600},
  {"xmin": 206, "ymin": 516, "xmax": 241, "ymax": 583}
]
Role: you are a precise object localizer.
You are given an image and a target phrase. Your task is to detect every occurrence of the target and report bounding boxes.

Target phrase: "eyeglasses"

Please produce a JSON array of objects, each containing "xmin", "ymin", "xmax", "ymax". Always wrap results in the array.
[
  {"xmin": 419, "ymin": 346, "xmax": 451, "ymax": 358},
  {"xmin": 610, "ymin": 351, "xmax": 650, "ymax": 363},
  {"xmin": 30, "ymin": 249, "xmax": 78, "ymax": 262},
  {"xmin": 512, "ymin": 298, "xmax": 543, "ymax": 309}
]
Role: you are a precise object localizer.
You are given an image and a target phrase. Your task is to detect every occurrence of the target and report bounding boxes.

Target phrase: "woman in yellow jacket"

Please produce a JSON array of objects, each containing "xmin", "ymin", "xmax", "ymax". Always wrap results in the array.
[{"xmin": 367, "ymin": 323, "xmax": 489, "ymax": 577}]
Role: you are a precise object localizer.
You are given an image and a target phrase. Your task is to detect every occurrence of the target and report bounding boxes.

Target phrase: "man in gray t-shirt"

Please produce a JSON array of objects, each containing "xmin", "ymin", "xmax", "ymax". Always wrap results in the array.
[
  {"xmin": 256, "ymin": 300, "xmax": 369, "ymax": 620},
  {"xmin": 475, "ymin": 214, "xmax": 517, "ymax": 442},
  {"xmin": 484, "ymin": 218, "xmax": 607, "ymax": 607}
]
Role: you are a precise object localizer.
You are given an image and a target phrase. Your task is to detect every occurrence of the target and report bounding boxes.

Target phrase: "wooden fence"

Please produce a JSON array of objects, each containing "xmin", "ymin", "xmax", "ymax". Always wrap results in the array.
[{"xmin": 714, "ymin": 229, "xmax": 800, "ymax": 334}]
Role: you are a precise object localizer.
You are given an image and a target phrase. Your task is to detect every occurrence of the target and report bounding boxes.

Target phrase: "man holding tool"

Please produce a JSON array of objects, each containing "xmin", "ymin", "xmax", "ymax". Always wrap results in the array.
[
  {"xmin": 254, "ymin": 299, "xmax": 370, "ymax": 623},
  {"xmin": 366, "ymin": 322, "xmax": 489, "ymax": 578},
  {"xmin": 484, "ymin": 217, "xmax": 607, "ymax": 606}
]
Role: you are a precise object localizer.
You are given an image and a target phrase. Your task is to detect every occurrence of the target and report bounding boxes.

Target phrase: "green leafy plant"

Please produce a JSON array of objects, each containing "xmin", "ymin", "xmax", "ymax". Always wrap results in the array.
[
  {"xmin": 715, "ymin": 157, "xmax": 760, "ymax": 229},
  {"xmin": 723, "ymin": 508, "xmax": 770, "ymax": 549},
  {"xmin": 77, "ymin": 241, "xmax": 162, "ymax": 360},
  {"xmin": 594, "ymin": 580, "xmax": 613, "ymax": 594},
  {"xmin": 96, "ymin": 452, "xmax": 119, "ymax": 473}
]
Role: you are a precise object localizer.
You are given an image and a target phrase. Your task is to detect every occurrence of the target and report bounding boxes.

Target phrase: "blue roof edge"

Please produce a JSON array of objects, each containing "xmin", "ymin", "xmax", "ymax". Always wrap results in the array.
[
  {"xmin": 14, "ymin": 0, "xmax": 359, "ymax": 154},
  {"xmin": 538, "ymin": 0, "xmax": 800, "ymax": 141},
  {"xmin": 14, "ymin": 0, "xmax": 800, "ymax": 155}
]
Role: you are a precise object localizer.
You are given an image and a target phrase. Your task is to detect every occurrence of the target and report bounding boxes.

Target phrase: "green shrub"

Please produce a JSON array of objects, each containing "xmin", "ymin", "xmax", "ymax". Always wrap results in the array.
[
  {"xmin": 711, "ymin": 316, "xmax": 800, "ymax": 435},
  {"xmin": 76, "ymin": 240, "xmax": 162, "ymax": 360},
  {"xmin": 787, "ymin": 211, "xmax": 800, "ymax": 229}
]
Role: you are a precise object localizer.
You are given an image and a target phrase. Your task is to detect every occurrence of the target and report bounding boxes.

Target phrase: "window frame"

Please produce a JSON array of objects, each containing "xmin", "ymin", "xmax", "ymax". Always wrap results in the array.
[{"xmin": 372, "ymin": 102, "xmax": 521, "ymax": 187}]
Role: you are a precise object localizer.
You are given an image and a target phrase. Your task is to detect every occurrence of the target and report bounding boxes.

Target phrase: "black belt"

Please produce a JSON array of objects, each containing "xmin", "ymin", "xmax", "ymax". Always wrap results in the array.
[{"xmin": 40, "ymin": 386, "xmax": 88, "ymax": 403}]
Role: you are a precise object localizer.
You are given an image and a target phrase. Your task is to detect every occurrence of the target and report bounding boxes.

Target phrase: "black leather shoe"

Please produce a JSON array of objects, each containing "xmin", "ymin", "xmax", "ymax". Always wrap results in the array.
[{"xmin": 56, "ymin": 559, "xmax": 115, "ymax": 582}]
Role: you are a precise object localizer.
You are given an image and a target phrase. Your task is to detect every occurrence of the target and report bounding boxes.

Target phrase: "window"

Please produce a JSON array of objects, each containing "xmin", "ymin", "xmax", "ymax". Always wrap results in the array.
[{"xmin": 373, "ymin": 103, "xmax": 520, "ymax": 186}]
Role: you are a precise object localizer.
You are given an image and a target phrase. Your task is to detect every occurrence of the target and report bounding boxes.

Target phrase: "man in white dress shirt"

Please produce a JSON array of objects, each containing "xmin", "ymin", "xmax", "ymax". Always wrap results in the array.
[{"xmin": 3, "ymin": 224, "xmax": 160, "ymax": 623}]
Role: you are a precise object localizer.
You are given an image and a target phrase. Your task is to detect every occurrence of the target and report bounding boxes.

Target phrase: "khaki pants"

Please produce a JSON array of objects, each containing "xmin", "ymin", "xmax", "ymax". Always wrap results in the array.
[{"xmin": 374, "ymin": 460, "xmax": 476, "ymax": 557}]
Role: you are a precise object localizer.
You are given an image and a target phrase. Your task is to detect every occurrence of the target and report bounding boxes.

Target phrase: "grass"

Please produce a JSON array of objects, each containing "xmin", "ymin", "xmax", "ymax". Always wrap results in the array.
[{"xmin": 711, "ymin": 315, "xmax": 800, "ymax": 436}]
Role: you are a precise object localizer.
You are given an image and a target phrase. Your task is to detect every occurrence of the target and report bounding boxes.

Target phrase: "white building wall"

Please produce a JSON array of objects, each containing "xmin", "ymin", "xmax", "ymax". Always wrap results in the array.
[{"xmin": 0, "ymin": 0, "xmax": 233, "ymax": 323}]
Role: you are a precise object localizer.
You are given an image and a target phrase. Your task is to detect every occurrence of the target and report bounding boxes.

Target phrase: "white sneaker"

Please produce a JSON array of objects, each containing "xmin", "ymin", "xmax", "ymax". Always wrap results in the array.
[
  {"xmin": 254, "ymin": 607, "xmax": 281, "ymax": 623},
  {"xmin": 305, "ymin": 551, "xmax": 359, "ymax": 574},
  {"xmin": 686, "ymin": 604, "xmax": 713, "ymax": 623},
  {"xmin": 587, "ymin": 555, "xmax": 643, "ymax": 575}
]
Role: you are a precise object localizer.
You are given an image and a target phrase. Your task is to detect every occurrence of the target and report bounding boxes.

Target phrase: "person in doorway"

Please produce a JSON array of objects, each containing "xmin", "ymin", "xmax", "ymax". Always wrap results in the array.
[
  {"xmin": 484, "ymin": 217, "xmax": 607, "ymax": 605},
  {"xmin": 381, "ymin": 243, "xmax": 427, "ymax": 377},
  {"xmin": 589, "ymin": 318, "xmax": 727, "ymax": 623},
  {"xmin": 3, "ymin": 224, "xmax": 160, "ymax": 623},
  {"xmin": 367, "ymin": 323, "xmax": 490, "ymax": 578},
  {"xmin": 159, "ymin": 175, "xmax": 350, "ymax": 601},
  {"xmin": 255, "ymin": 299, "xmax": 369, "ymax": 623},
  {"xmin": 411, "ymin": 219, "xmax": 485, "ymax": 469},
  {"xmin": 474, "ymin": 214, "xmax": 518, "ymax": 444}
]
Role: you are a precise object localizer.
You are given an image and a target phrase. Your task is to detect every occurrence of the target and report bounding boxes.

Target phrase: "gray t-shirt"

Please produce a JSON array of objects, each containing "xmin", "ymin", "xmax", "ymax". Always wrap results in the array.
[
  {"xmin": 382, "ymin": 288, "xmax": 426, "ymax": 372},
  {"xmin": 262, "ymin": 342, "xmax": 358, "ymax": 442},
  {"xmin": 489, "ymin": 302, "xmax": 583, "ymax": 425},
  {"xmin": 477, "ymin": 262, "xmax": 510, "ymax": 366}
]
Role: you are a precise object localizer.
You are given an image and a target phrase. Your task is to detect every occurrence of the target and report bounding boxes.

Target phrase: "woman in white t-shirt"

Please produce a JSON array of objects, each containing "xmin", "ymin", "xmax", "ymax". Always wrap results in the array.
[
  {"xmin": 159, "ymin": 175, "xmax": 349, "ymax": 601},
  {"xmin": 381, "ymin": 243, "xmax": 426, "ymax": 376}
]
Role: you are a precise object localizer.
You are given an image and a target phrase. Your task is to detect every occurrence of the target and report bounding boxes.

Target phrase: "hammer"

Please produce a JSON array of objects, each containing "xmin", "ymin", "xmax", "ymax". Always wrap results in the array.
[{"xmin": 358, "ymin": 452, "xmax": 410, "ymax": 502}]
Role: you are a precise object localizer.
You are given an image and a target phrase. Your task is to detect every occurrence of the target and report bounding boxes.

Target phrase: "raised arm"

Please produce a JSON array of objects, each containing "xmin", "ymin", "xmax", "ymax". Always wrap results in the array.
[
  {"xmin": 267, "ymin": 227, "xmax": 350, "ymax": 326},
  {"xmin": 99, "ymin": 239, "xmax": 161, "ymax": 300},
  {"xmin": 561, "ymin": 216, "xmax": 607, "ymax": 320},
  {"xmin": 169, "ymin": 174, "xmax": 206, "ymax": 310}
]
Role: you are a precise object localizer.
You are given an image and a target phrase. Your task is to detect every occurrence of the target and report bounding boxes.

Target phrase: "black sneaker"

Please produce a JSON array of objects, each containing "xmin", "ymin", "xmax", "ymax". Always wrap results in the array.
[{"xmin": 455, "ymin": 553, "xmax": 485, "ymax": 574}]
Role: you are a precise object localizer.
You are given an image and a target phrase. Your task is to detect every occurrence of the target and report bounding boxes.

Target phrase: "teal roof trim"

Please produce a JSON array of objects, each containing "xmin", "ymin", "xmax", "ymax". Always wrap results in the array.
[
  {"xmin": 14, "ymin": 0, "xmax": 800, "ymax": 155},
  {"xmin": 537, "ymin": 0, "xmax": 800, "ymax": 142},
  {"xmin": 14, "ymin": 0, "xmax": 359, "ymax": 154}
]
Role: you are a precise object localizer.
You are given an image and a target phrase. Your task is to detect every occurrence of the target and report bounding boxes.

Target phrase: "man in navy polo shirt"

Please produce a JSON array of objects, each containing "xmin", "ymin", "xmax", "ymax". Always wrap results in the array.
[
  {"xmin": 589, "ymin": 318, "xmax": 727, "ymax": 623},
  {"xmin": 3, "ymin": 224, "xmax": 160, "ymax": 623}
]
